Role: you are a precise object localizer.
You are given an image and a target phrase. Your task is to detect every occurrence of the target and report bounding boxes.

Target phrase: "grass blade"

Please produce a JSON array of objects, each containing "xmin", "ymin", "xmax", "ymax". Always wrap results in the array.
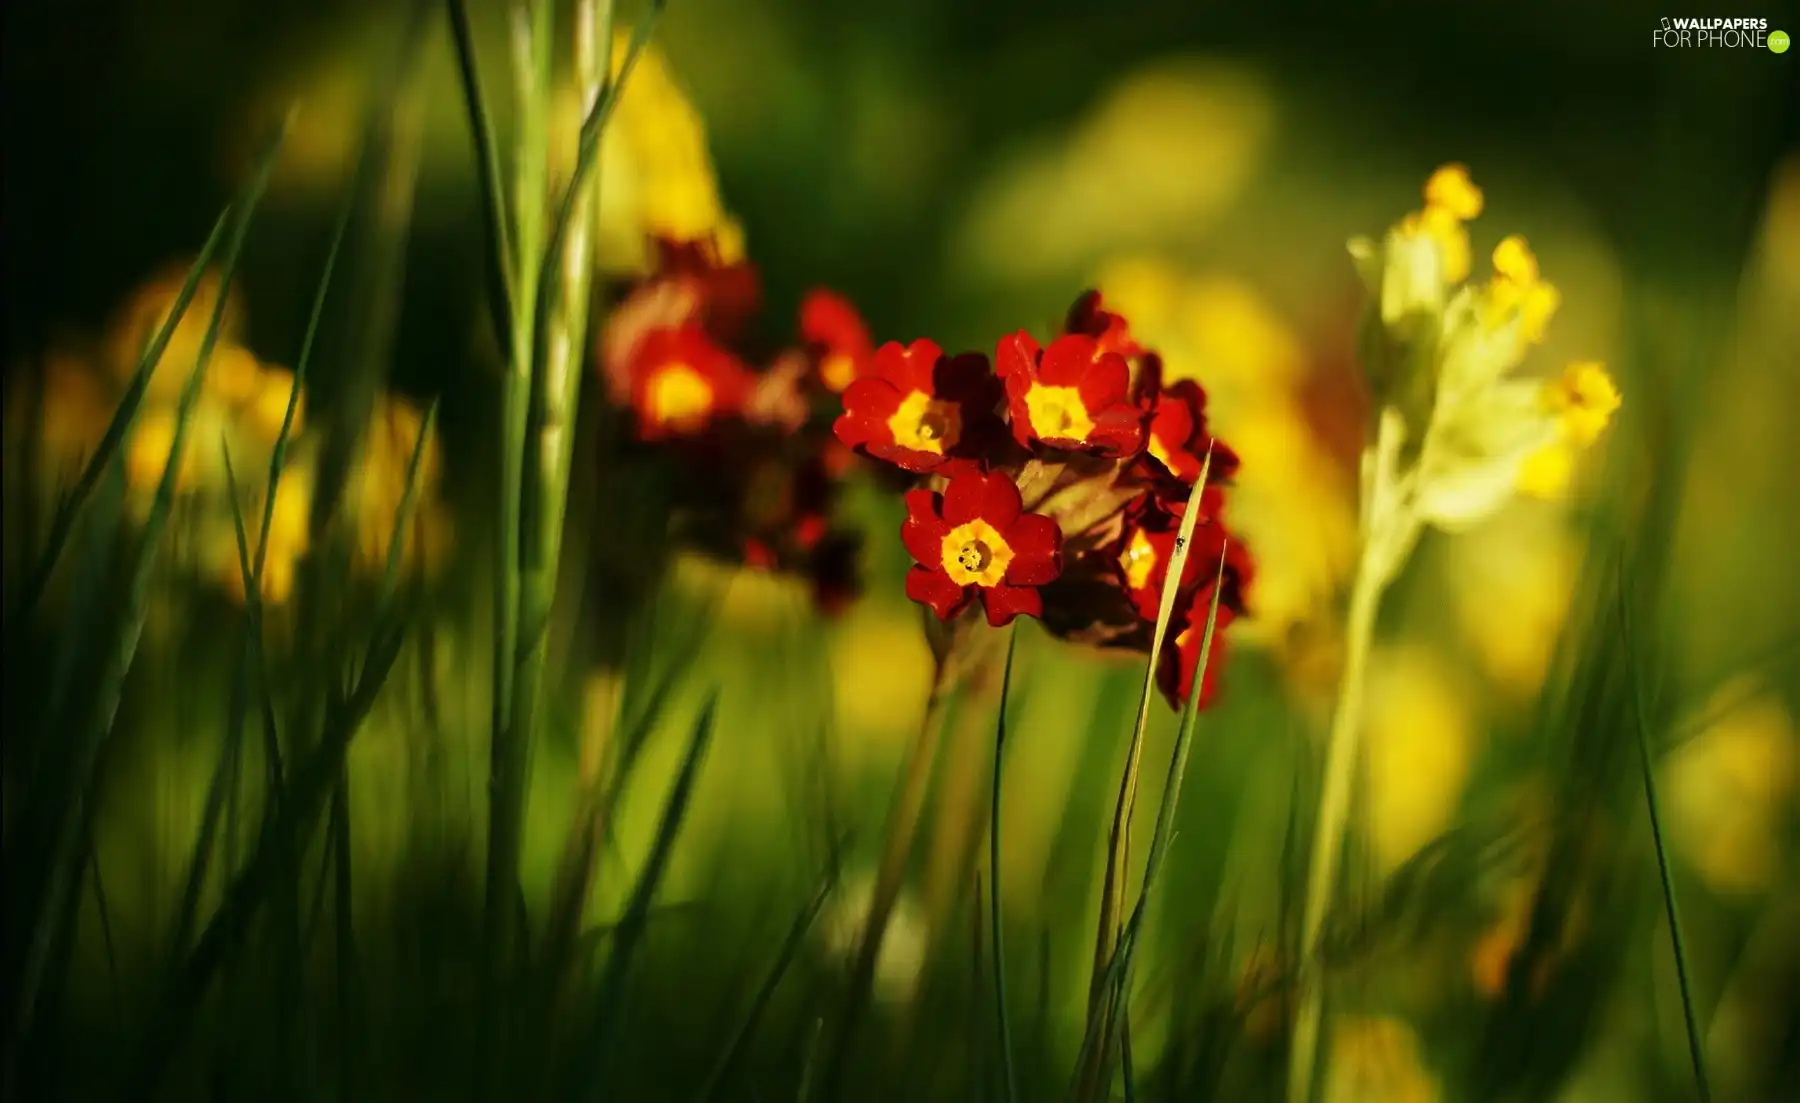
[
  {"xmin": 989, "ymin": 627, "xmax": 1021, "ymax": 1103},
  {"xmin": 444, "ymin": 0, "xmax": 517, "ymax": 357},
  {"xmin": 9, "ymin": 210, "xmax": 234, "ymax": 626},
  {"xmin": 1073, "ymin": 444, "xmax": 1216, "ymax": 1100},
  {"xmin": 693, "ymin": 870, "xmax": 840, "ymax": 1103},
  {"xmin": 1, "ymin": 117, "xmax": 289, "ymax": 1093},
  {"xmin": 578, "ymin": 692, "xmax": 722, "ymax": 1100},
  {"xmin": 1621, "ymin": 582, "xmax": 1711, "ymax": 1103}
]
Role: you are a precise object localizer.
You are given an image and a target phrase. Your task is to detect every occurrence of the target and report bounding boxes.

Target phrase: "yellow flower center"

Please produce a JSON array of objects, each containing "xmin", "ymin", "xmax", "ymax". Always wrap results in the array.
[
  {"xmin": 647, "ymin": 363, "xmax": 715, "ymax": 427},
  {"xmin": 888, "ymin": 390, "xmax": 963, "ymax": 453},
  {"xmin": 1025, "ymin": 384, "xmax": 1095, "ymax": 441},
  {"xmin": 940, "ymin": 519, "xmax": 1014, "ymax": 588},
  {"xmin": 1119, "ymin": 528, "xmax": 1158, "ymax": 590},
  {"xmin": 1424, "ymin": 164, "xmax": 1484, "ymax": 221},
  {"xmin": 820, "ymin": 352, "xmax": 858, "ymax": 393}
]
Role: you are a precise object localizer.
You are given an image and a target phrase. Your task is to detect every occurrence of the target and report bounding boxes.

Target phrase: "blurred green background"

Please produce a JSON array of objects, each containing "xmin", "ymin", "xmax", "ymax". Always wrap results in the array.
[{"xmin": 3, "ymin": 0, "xmax": 1798, "ymax": 1100}]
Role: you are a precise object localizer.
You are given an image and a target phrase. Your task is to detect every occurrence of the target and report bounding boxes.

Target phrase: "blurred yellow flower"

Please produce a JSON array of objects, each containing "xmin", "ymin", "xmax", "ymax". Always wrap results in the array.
[
  {"xmin": 243, "ymin": 19, "xmax": 739, "ymax": 278},
  {"xmin": 1324, "ymin": 1015, "xmax": 1439, "ymax": 1103},
  {"xmin": 1349, "ymin": 163, "xmax": 1484, "ymax": 333},
  {"xmin": 220, "ymin": 468, "xmax": 314, "ymax": 607},
  {"xmin": 1443, "ymin": 500, "xmax": 1581, "ymax": 698},
  {"xmin": 1407, "ymin": 234, "xmax": 1618, "ymax": 531},
  {"xmin": 556, "ymin": 30, "xmax": 744, "ymax": 274},
  {"xmin": 1094, "ymin": 257, "xmax": 1358, "ymax": 655},
  {"xmin": 104, "ymin": 262, "xmax": 246, "ymax": 401},
  {"xmin": 8, "ymin": 349, "xmax": 114, "ymax": 479},
  {"xmin": 351, "ymin": 394, "xmax": 451, "ymax": 580},
  {"xmin": 1364, "ymin": 647, "xmax": 1475, "ymax": 876},
  {"xmin": 958, "ymin": 60, "xmax": 1274, "ymax": 280},
  {"xmin": 1665, "ymin": 681, "xmax": 1797, "ymax": 896}
]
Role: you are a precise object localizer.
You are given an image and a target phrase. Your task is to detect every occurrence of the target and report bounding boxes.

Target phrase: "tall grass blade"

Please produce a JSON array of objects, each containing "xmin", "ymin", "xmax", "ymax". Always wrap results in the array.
[
  {"xmin": 1, "ymin": 118, "xmax": 288, "ymax": 1093},
  {"xmin": 1621, "ymin": 582, "xmax": 1711, "ymax": 1103},
  {"xmin": 693, "ymin": 870, "xmax": 840, "ymax": 1103},
  {"xmin": 1074, "ymin": 444, "xmax": 1216, "ymax": 1100},
  {"xmin": 989, "ymin": 627, "xmax": 1021, "ymax": 1103},
  {"xmin": 578, "ymin": 692, "xmax": 721, "ymax": 1100},
  {"xmin": 9, "ymin": 210, "xmax": 233, "ymax": 626},
  {"xmin": 445, "ymin": 0, "xmax": 517, "ymax": 355}
]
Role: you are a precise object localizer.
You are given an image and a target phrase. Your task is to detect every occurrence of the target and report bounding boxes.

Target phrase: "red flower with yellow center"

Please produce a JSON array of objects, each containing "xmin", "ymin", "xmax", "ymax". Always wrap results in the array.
[
  {"xmin": 833, "ymin": 339, "xmax": 1001, "ymax": 474},
  {"xmin": 801, "ymin": 289, "xmax": 875, "ymax": 394},
  {"xmin": 1141, "ymin": 375, "xmax": 1238, "ymax": 486},
  {"xmin": 626, "ymin": 326, "xmax": 752, "ymax": 441},
  {"xmin": 1113, "ymin": 491, "xmax": 1229, "ymax": 622},
  {"xmin": 1156, "ymin": 549, "xmax": 1253, "ymax": 710},
  {"xmin": 900, "ymin": 469, "xmax": 1063, "ymax": 627},
  {"xmin": 995, "ymin": 332, "xmax": 1145, "ymax": 457}
]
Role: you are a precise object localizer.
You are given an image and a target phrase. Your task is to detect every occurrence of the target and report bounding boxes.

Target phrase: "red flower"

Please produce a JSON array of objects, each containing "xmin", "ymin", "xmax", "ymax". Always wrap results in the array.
[
  {"xmin": 900, "ymin": 469, "xmax": 1063, "ymax": 627},
  {"xmin": 650, "ymin": 236, "xmax": 761, "ymax": 335},
  {"xmin": 833, "ymin": 339, "xmax": 1002, "ymax": 474},
  {"xmin": 626, "ymin": 326, "xmax": 752, "ymax": 441},
  {"xmin": 801, "ymin": 290, "xmax": 875, "ymax": 393},
  {"xmin": 995, "ymin": 332, "xmax": 1145, "ymax": 457},
  {"xmin": 1155, "ymin": 543, "xmax": 1254, "ymax": 710},
  {"xmin": 1137, "ymin": 365, "xmax": 1239, "ymax": 485},
  {"xmin": 1064, "ymin": 290, "xmax": 1144, "ymax": 360},
  {"xmin": 1112, "ymin": 491, "xmax": 1229, "ymax": 622}
]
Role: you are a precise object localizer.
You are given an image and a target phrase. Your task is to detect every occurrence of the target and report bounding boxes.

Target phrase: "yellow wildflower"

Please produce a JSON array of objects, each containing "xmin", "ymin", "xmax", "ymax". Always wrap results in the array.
[
  {"xmin": 1092, "ymin": 258, "xmax": 1358, "ymax": 652},
  {"xmin": 1364, "ymin": 647, "xmax": 1475, "ymax": 876},
  {"xmin": 125, "ymin": 408, "xmax": 197, "ymax": 493},
  {"xmin": 104, "ymin": 263, "xmax": 245, "ymax": 400},
  {"xmin": 1405, "ymin": 235, "xmax": 1618, "ymax": 530},
  {"xmin": 242, "ymin": 366, "xmax": 306, "ymax": 446},
  {"xmin": 1665, "ymin": 681, "xmax": 1797, "ymax": 895},
  {"xmin": 1445, "ymin": 501, "xmax": 1581, "ymax": 697},
  {"xmin": 1423, "ymin": 163, "xmax": 1484, "ymax": 220},
  {"xmin": 10, "ymin": 349, "xmax": 114, "ymax": 476},
  {"xmin": 558, "ymin": 30, "xmax": 742, "ymax": 275},
  {"xmin": 351, "ymin": 394, "xmax": 450, "ymax": 579},
  {"xmin": 1348, "ymin": 163, "xmax": 1488, "ymax": 331},
  {"xmin": 1324, "ymin": 1015, "xmax": 1439, "ymax": 1103},
  {"xmin": 222, "ymin": 469, "xmax": 313, "ymax": 607},
  {"xmin": 956, "ymin": 61, "xmax": 1273, "ymax": 280}
]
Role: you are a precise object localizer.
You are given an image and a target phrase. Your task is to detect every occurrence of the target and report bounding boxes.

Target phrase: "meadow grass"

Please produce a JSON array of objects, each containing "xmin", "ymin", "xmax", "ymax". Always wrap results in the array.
[{"xmin": 3, "ymin": 4, "xmax": 1795, "ymax": 1103}]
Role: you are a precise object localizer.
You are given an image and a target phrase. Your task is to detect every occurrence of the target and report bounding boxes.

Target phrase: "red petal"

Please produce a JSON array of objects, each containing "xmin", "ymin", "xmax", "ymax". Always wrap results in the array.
[
  {"xmin": 1038, "ymin": 334, "xmax": 1098, "ymax": 387},
  {"xmin": 906, "ymin": 566, "xmax": 970, "ymax": 620},
  {"xmin": 1075, "ymin": 351, "xmax": 1131, "ymax": 410},
  {"xmin": 841, "ymin": 377, "xmax": 905, "ymax": 421},
  {"xmin": 901, "ymin": 489, "xmax": 949, "ymax": 565},
  {"xmin": 944, "ymin": 470, "xmax": 1022, "ymax": 529},
  {"xmin": 981, "ymin": 585, "xmax": 1043, "ymax": 627},
  {"xmin": 896, "ymin": 339, "xmax": 946, "ymax": 393},
  {"xmin": 800, "ymin": 289, "xmax": 871, "ymax": 353},
  {"xmin": 1090, "ymin": 411, "xmax": 1147, "ymax": 457},
  {"xmin": 1002, "ymin": 514, "xmax": 1062, "ymax": 586},
  {"xmin": 994, "ymin": 332, "xmax": 1041, "ymax": 381}
]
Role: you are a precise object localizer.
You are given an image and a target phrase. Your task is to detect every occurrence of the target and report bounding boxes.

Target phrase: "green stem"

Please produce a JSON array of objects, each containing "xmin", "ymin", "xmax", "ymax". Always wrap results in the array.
[
  {"xmin": 1285, "ymin": 536, "xmax": 1385, "ymax": 1103},
  {"xmin": 821, "ymin": 624, "xmax": 964, "ymax": 1100}
]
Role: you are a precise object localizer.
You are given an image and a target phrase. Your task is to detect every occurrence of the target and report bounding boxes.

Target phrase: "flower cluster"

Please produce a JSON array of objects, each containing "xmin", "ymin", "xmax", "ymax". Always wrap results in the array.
[
  {"xmin": 595, "ymin": 236, "xmax": 865, "ymax": 614},
  {"xmin": 833, "ymin": 291, "xmax": 1254, "ymax": 710},
  {"xmin": 9, "ymin": 262, "xmax": 452, "ymax": 608},
  {"xmin": 1349, "ymin": 165, "xmax": 1622, "ymax": 537}
]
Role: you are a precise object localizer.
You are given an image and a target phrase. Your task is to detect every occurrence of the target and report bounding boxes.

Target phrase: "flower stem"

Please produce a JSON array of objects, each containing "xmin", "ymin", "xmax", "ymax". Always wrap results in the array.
[
  {"xmin": 820, "ymin": 621, "xmax": 965, "ymax": 1100},
  {"xmin": 1286, "ymin": 538, "xmax": 1385, "ymax": 1103}
]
